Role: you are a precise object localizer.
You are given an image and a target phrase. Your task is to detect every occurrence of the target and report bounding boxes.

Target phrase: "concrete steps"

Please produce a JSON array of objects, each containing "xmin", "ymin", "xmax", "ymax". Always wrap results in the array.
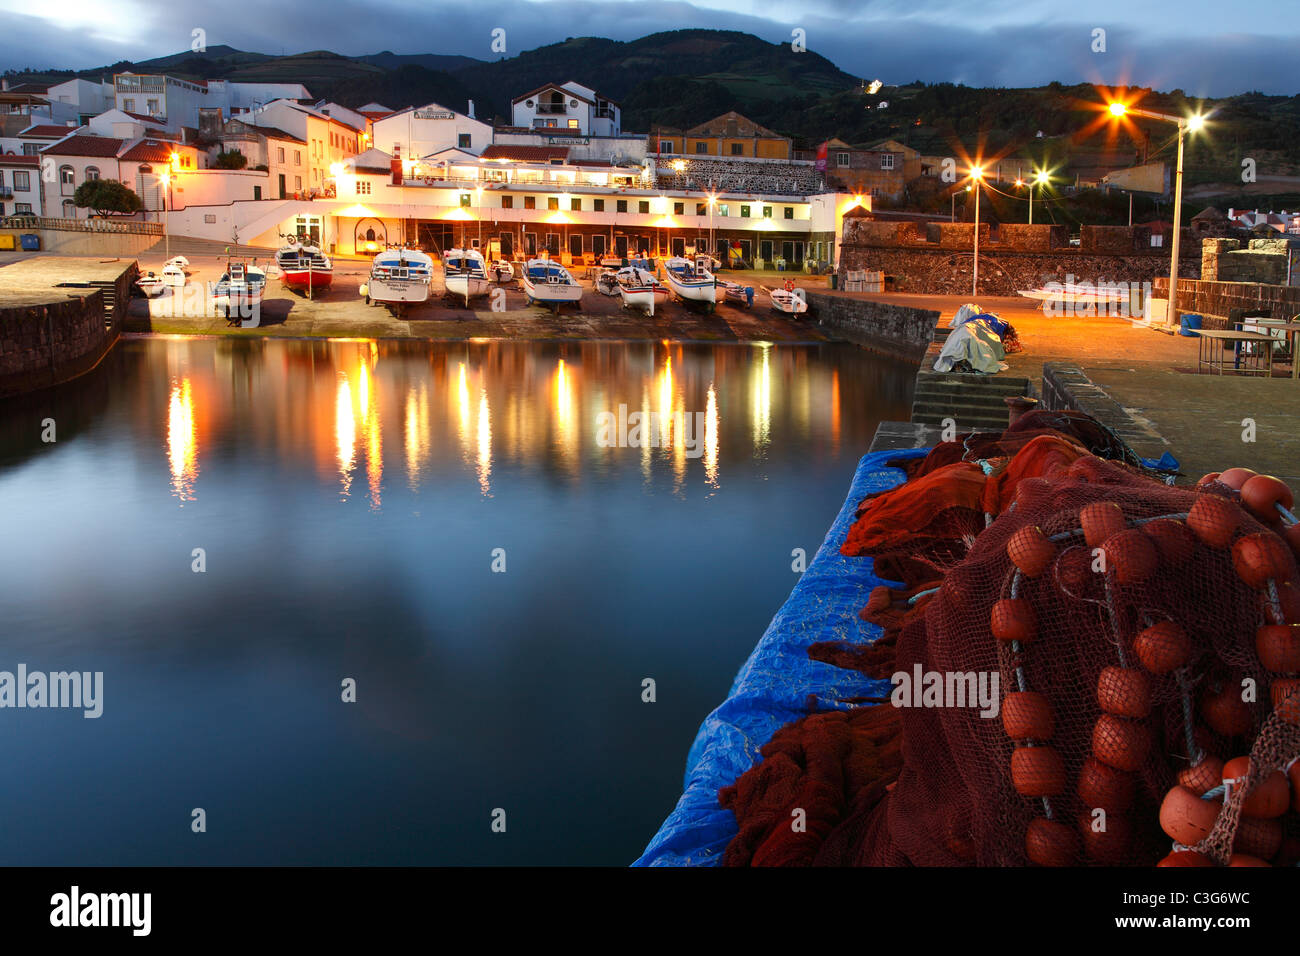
[{"xmin": 911, "ymin": 370, "xmax": 1030, "ymax": 431}]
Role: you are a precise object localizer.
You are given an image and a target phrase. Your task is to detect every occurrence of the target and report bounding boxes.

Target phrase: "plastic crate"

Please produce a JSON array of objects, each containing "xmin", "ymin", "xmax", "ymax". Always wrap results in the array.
[{"xmin": 19, "ymin": 234, "xmax": 40, "ymax": 251}]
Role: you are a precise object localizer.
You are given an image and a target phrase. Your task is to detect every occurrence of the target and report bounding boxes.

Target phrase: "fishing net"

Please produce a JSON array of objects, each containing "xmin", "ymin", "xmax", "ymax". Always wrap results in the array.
[{"xmin": 723, "ymin": 421, "xmax": 1300, "ymax": 867}]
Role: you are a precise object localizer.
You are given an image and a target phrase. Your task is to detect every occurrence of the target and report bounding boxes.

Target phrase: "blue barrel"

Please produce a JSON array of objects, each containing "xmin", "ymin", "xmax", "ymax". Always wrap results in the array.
[
  {"xmin": 1179, "ymin": 313, "xmax": 1203, "ymax": 336},
  {"xmin": 19, "ymin": 233, "xmax": 40, "ymax": 251}
]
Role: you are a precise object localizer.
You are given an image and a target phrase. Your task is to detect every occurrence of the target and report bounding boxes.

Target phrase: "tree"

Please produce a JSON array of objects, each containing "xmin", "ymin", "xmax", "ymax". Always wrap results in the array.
[
  {"xmin": 214, "ymin": 149, "xmax": 247, "ymax": 170},
  {"xmin": 72, "ymin": 179, "xmax": 142, "ymax": 217}
]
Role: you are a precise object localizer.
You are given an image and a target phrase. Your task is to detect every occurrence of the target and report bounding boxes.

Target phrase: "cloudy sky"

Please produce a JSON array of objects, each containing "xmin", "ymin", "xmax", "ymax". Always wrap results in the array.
[{"xmin": 1, "ymin": 0, "xmax": 1296, "ymax": 96}]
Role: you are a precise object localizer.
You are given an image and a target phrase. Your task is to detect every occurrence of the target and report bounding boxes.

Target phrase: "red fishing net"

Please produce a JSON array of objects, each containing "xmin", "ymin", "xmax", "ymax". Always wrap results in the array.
[{"xmin": 724, "ymin": 420, "xmax": 1300, "ymax": 867}]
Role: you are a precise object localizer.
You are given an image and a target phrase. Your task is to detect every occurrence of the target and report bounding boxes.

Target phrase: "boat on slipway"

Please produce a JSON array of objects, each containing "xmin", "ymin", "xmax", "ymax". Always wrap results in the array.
[
  {"xmin": 663, "ymin": 256, "xmax": 718, "ymax": 309},
  {"xmin": 362, "ymin": 247, "xmax": 434, "ymax": 311},
  {"xmin": 522, "ymin": 259, "xmax": 583, "ymax": 311},
  {"xmin": 275, "ymin": 237, "xmax": 333, "ymax": 293},
  {"xmin": 443, "ymin": 248, "xmax": 491, "ymax": 303},
  {"xmin": 212, "ymin": 260, "xmax": 267, "ymax": 323},
  {"xmin": 615, "ymin": 267, "xmax": 668, "ymax": 314}
]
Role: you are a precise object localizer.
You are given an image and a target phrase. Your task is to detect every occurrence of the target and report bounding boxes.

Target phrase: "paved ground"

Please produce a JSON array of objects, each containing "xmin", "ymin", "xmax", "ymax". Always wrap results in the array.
[
  {"xmin": 849, "ymin": 291, "xmax": 1300, "ymax": 484},
  {"xmin": 116, "ymin": 250, "xmax": 829, "ymax": 342},
  {"xmin": 0, "ymin": 255, "xmax": 136, "ymax": 306}
]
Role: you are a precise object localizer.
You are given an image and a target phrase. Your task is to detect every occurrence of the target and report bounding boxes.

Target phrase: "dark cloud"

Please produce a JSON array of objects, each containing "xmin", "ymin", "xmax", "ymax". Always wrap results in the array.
[{"xmin": 1, "ymin": 2, "xmax": 1295, "ymax": 97}]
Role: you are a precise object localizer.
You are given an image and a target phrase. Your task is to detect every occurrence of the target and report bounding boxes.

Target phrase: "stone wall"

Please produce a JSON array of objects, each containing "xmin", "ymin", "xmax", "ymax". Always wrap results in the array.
[
  {"xmin": 804, "ymin": 291, "xmax": 937, "ymax": 361},
  {"xmin": 0, "ymin": 229, "xmax": 159, "ymax": 258},
  {"xmin": 1199, "ymin": 237, "xmax": 1297, "ymax": 285},
  {"xmin": 0, "ymin": 291, "xmax": 121, "ymax": 397},
  {"xmin": 1155, "ymin": 277, "xmax": 1300, "ymax": 327}
]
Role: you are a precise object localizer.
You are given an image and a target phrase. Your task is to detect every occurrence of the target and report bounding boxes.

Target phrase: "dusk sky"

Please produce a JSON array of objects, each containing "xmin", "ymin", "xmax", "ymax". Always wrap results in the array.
[{"xmin": 1, "ymin": 0, "xmax": 1296, "ymax": 96}]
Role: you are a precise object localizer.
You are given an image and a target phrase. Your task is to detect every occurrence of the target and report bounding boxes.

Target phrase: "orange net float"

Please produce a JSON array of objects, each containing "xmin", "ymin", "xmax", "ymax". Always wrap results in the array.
[
  {"xmin": 1140, "ymin": 517, "xmax": 1196, "ymax": 567},
  {"xmin": 1227, "ymin": 854, "xmax": 1272, "ymax": 866},
  {"xmin": 1200, "ymin": 680, "xmax": 1254, "ymax": 737},
  {"xmin": 1178, "ymin": 756, "xmax": 1226, "ymax": 797},
  {"xmin": 1133, "ymin": 620, "xmax": 1194, "ymax": 674},
  {"xmin": 1010, "ymin": 745, "xmax": 1066, "ymax": 797},
  {"xmin": 1222, "ymin": 756, "xmax": 1291, "ymax": 819},
  {"xmin": 1079, "ymin": 811, "xmax": 1133, "ymax": 864},
  {"xmin": 1097, "ymin": 667, "xmax": 1153, "ymax": 719},
  {"xmin": 1187, "ymin": 494, "xmax": 1244, "ymax": 548},
  {"xmin": 1077, "ymin": 756, "xmax": 1136, "ymax": 813},
  {"xmin": 1025, "ymin": 817, "xmax": 1080, "ymax": 867},
  {"xmin": 991, "ymin": 598, "xmax": 1037, "ymax": 644},
  {"xmin": 1002, "ymin": 691, "xmax": 1054, "ymax": 741},
  {"xmin": 1092, "ymin": 713, "xmax": 1151, "ymax": 772},
  {"xmin": 1007, "ymin": 525, "xmax": 1055, "ymax": 578},
  {"xmin": 1218, "ymin": 467, "xmax": 1258, "ymax": 491},
  {"xmin": 1158, "ymin": 850, "xmax": 1215, "ymax": 866},
  {"xmin": 1080, "ymin": 502, "xmax": 1127, "ymax": 549},
  {"xmin": 1256, "ymin": 624, "xmax": 1300, "ymax": 674},
  {"xmin": 1159, "ymin": 784, "xmax": 1222, "ymax": 845},
  {"xmin": 1099, "ymin": 530, "xmax": 1159, "ymax": 587},
  {"xmin": 1232, "ymin": 532, "xmax": 1294, "ymax": 589},
  {"xmin": 1240, "ymin": 475, "xmax": 1293, "ymax": 526}
]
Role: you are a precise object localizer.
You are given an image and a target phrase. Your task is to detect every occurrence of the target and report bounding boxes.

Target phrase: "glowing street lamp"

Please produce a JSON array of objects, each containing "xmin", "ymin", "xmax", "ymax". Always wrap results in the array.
[
  {"xmin": 158, "ymin": 170, "xmax": 172, "ymax": 261},
  {"xmin": 1108, "ymin": 101, "xmax": 1208, "ymax": 330},
  {"xmin": 970, "ymin": 165, "xmax": 984, "ymax": 296},
  {"xmin": 1029, "ymin": 169, "xmax": 1049, "ymax": 225}
]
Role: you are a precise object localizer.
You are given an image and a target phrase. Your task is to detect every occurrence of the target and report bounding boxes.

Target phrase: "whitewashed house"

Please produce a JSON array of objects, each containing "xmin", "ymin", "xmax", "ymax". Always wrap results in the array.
[{"xmin": 510, "ymin": 82, "xmax": 620, "ymax": 136}]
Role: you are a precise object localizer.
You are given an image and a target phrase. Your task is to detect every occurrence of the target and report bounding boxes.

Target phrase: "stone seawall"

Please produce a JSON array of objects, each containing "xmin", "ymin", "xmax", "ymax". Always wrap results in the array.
[
  {"xmin": 1155, "ymin": 277, "xmax": 1300, "ymax": 327},
  {"xmin": 804, "ymin": 291, "xmax": 937, "ymax": 362},
  {"xmin": 0, "ymin": 293, "xmax": 120, "ymax": 397}
]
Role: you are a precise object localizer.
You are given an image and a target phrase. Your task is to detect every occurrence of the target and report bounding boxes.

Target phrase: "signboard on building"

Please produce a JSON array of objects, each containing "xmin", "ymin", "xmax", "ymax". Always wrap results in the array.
[{"xmin": 413, "ymin": 109, "xmax": 455, "ymax": 120}]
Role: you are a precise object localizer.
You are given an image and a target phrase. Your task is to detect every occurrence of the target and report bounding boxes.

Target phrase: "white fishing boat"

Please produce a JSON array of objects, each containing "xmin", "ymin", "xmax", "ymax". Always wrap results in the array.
[
  {"xmin": 1017, "ymin": 282, "xmax": 1128, "ymax": 305},
  {"xmin": 595, "ymin": 268, "xmax": 621, "ymax": 296},
  {"xmin": 663, "ymin": 255, "xmax": 718, "ymax": 308},
  {"xmin": 275, "ymin": 237, "xmax": 333, "ymax": 293},
  {"xmin": 212, "ymin": 260, "xmax": 267, "ymax": 322},
  {"xmin": 362, "ymin": 247, "xmax": 434, "ymax": 309},
  {"xmin": 488, "ymin": 259, "xmax": 514, "ymax": 283},
  {"xmin": 616, "ymin": 267, "xmax": 668, "ymax": 314},
  {"xmin": 769, "ymin": 286, "xmax": 808, "ymax": 315},
  {"xmin": 720, "ymin": 281, "xmax": 754, "ymax": 307},
  {"xmin": 161, "ymin": 263, "xmax": 187, "ymax": 288},
  {"xmin": 165, "ymin": 255, "xmax": 190, "ymax": 272},
  {"xmin": 522, "ymin": 258, "xmax": 583, "ymax": 311},
  {"xmin": 443, "ymin": 248, "xmax": 491, "ymax": 302},
  {"xmin": 135, "ymin": 271, "xmax": 168, "ymax": 297}
]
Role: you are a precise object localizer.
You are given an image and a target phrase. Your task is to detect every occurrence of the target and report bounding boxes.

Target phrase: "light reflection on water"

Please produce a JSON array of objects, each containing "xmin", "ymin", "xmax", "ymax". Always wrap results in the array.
[{"xmin": 0, "ymin": 336, "xmax": 913, "ymax": 866}]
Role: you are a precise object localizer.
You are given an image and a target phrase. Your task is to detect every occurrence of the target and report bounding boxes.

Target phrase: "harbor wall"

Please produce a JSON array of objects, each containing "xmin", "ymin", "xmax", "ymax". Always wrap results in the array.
[
  {"xmin": 0, "ymin": 229, "xmax": 158, "ymax": 258},
  {"xmin": 0, "ymin": 279, "xmax": 130, "ymax": 398},
  {"xmin": 1155, "ymin": 277, "xmax": 1300, "ymax": 326},
  {"xmin": 804, "ymin": 291, "xmax": 937, "ymax": 361}
]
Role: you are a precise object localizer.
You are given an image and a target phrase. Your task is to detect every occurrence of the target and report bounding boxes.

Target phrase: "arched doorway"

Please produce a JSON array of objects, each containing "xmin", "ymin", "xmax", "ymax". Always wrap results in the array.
[{"xmin": 354, "ymin": 218, "xmax": 387, "ymax": 255}]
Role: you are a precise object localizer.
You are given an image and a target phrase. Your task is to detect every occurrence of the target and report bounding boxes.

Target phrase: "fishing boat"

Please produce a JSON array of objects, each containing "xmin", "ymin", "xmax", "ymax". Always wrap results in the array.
[
  {"xmin": 594, "ymin": 268, "xmax": 621, "ymax": 296},
  {"xmin": 362, "ymin": 247, "xmax": 434, "ymax": 309},
  {"xmin": 135, "ymin": 271, "xmax": 168, "ymax": 297},
  {"xmin": 522, "ymin": 259, "xmax": 583, "ymax": 311},
  {"xmin": 663, "ymin": 256, "xmax": 718, "ymax": 309},
  {"xmin": 212, "ymin": 260, "xmax": 267, "ymax": 321},
  {"xmin": 720, "ymin": 281, "xmax": 755, "ymax": 308},
  {"xmin": 443, "ymin": 248, "xmax": 491, "ymax": 302},
  {"xmin": 161, "ymin": 263, "xmax": 187, "ymax": 288},
  {"xmin": 488, "ymin": 259, "xmax": 514, "ymax": 283},
  {"xmin": 616, "ymin": 267, "xmax": 668, "ymax": 314},
  {"xmin": 165, "ymin": 255, "xmax": 190, "ymax": 272},
  {"xmin": 275, "ymin": 237, "xmax": 333, "ymax": 293},
  {"xmin": 769, "ymin": 286, "xmax": 808, "ymax": 316}
]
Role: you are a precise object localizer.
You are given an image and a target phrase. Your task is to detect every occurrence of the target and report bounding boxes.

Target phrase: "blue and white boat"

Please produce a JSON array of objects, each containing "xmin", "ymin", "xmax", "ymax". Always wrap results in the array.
[
  {"xmin": 522, "ymin": 258, "xmax": 583, "ymax": 310},
  {"xmin": 363, "ymin": 247, "xmax": 433, "ymax": 307},
  {"xmin": 663, "ymin": 255, "xmax": 718, "ymax": 308},
  {"xmin": 443, "ymin": 248, "xmax": 490, "ymax": 303}
]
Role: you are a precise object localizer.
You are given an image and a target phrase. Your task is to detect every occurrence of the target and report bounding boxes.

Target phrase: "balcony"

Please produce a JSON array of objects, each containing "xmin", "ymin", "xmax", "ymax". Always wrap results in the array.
[
  {"xmin": 0, "ymin": 187, "xmax": 12, "ymax": 199},
  {"xmin": 536, "ymin": 103, "xmax": 568, "ymax": 115}
]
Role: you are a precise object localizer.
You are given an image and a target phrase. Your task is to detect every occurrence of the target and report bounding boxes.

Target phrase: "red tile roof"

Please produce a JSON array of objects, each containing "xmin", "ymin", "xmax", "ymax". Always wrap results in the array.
[
  {"xmin": 20, "ymin": 124, "xmax": 78, "ymax": 139},
  {"xmin": 0, "ymin": 154, "xmax": 40, "ymax": 166},
  {"xmin": 42, "ymin": 135, "xmax": 124, "ymax": 157},
  {"xmin": 479, "ymin": 145, "xmax": 569, "ymax": 163},
  {"xmin": 123, "ymin": 111, "xmax": 166, "ymax": 126},
  {"xmin": 118, "ymin": 139, "xmax": 186, "ymax": 162}
]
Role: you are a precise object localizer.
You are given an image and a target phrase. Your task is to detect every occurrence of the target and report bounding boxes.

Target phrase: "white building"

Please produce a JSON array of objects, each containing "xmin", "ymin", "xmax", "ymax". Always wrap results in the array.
[
  {"xmin": 0, "ymin": 154, "xmax": 41, "ymax": 216},
  {"xmin": 510, "ymin": 82, "xmax": 620, "ymax": 136},
  {"xmin": 112, "ymin": 74, "xmax": 312, "ymax": 133},
  {"xmin": 242, "ymin": 100, "xmax": 362, "ymax": 196},
  {"xmin": 372, "ymin": 102, "xmax": 491, "ymax": 161},
  {"xmin": 87, "ymin": 109, "xmax": 168, "ymax": 140},
  {"xmin": 45, "ymin": 79, "xmax": 115, "ymax": 124}
]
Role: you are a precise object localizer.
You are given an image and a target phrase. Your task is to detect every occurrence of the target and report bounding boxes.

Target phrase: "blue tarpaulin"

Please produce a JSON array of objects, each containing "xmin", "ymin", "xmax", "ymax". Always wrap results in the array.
[{"xmin": 632, "ymin": 448, "xmax": 925, "ymax": 866}]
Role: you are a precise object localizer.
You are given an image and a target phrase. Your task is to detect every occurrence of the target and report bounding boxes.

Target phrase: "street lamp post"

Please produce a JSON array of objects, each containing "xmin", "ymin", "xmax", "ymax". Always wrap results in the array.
[
  {"xmin": 1030, "ymin": 170, "xmax": 1047, "ymax": 226},
  {"xmin": 1108, "ymin": 102, "xmax": 1205, "ymax": 331},
  {"xmin": 970, "ymin": 167, "xmax": 984, "ymax": 297},
  {"xmin": 158, "ymin": 171, "xmax": 171, "ymax": 261}
]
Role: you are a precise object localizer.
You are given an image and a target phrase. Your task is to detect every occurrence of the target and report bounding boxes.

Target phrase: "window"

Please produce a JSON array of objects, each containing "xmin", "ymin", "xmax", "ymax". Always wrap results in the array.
[
  {"xmin": 253, "ymin": 186, "xmax": 261, "ymax": 200},
  {"xmin": 294, "ymin": 176, "xmax": 302, "ymax": 190},
  {"xmin": 459, "ymin": 133, "xmax": 471, "ymax": 149},
  {"xmin": 660, "ymin": 140, "xmax": 674, "ymax": 154},
  {"xmin": 637, "ymin": 200, "xmax": 649, "ymax": 214},
  {"xmin": 277, "ymin": 147, "xmax": 285, "ymax": 163},
  {"xmin": 762, "ymin": 205, "xmax": 772, "ymax": 219},
  {"xmin": 524, "ymin": 196, "xmax": 536, "ymax": 209},
  {"xmin": 460, "ymin": 193, "xmax": 472, "ymax": 208},
  {"xmin": 13, "ymin": 171, "xmax": 30, "ymax": 191},
  {"xmin": 22, "ymin": 144, "xmax": 38, "ymax": 156},
  {"xmin": 881, "ymin": 153, "xmax": 895, "ymax": 170},
  {"xmin": 62, "ymin": 199, "xmax": 76, "ymax": 218},
  {"xmin": 123, "ymin": 98, "xmax": 135, "ymax": 112},
  {"xmin": 593, "ymin": 199, "xmax": 604, "ymax": 212},
  {"xmin": 784, "ymin": 206, "xmax": 794, "ymax": 220},
  {"xmin": 146, "ymin": 98, "xmax": 159, "ymax": 113},
  {"xmin": 547, "ymin": 197, "xmax": 559, "ymax": 211},
  {"xmin": 356, "ymin": 181, "xmax": 371, "ymax": 195},
  {"xmin": 15, "ymin": 202, "xmax": 32, "ymax": 214},
  {"xmin": 695, "ymin": 141, "xmax": 708, "ymax": 154},
  {"xmin": 86, "ymin": 167, "xmax": 100, "ymax": 181},
  {"xmin": 567, "ymin": 120, "xmax": 579, "ymax": 129},
  {"xmin": 616, "ymin": 199, "xmax": 627, "ymax": 213},
  {"xmin": 59, "ymin": 165, "xmax": 75, "ymax": 196},
  {"xmin": 570, "ymin": 198, "xmax": 581, "ymax": 211},
  {"xmin": 837, "ymin": 152, "xmax": 850, "ymax": 168},
  {"xmin": 740, "ymin": 205, "xmax": 751, "ymax": 218},
  {"xmin": 717, "ymin": 203, "xmax": 729, "ymax": 216},
  {"xmin": 294, "ymin": 151, "xmax": 301, "ymax": 166},
  {"xmin": 501, "ymin": 195, "xmax": 513, "ymax": 209},
  {"xmin": 696, "ymin": 203, "xmax": 706, "ymax": 216},
  {"xmin": 730, "ymin": 143, "xmax": 743, "ymax": 156},
  {"xmin": 673, "ymin": 202, "xmax": 684, "ymax": 215}
]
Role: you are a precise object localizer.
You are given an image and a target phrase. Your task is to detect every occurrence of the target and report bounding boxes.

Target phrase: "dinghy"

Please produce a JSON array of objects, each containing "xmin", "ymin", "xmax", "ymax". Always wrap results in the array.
[
  {"xmin": 522, "ymin": 259, "xmax": 583, "ymax": 311},
  {"xmin": 616, "ymin": 267, "xmax": 668, "ymax": 314}
]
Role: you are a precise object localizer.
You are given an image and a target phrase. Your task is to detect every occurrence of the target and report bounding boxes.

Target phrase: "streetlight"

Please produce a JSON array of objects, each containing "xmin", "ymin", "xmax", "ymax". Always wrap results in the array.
[
  {"xmin": 1108, "ymin": 101, "xmax": 1207, "ymax": 331},
  {"xmin": 158, "ymin": 170, "xmax": 171, "ymax": 261},
  {"xmin": 970, "ymin": 165, "xmax": 984, "ymax": 297},
  {"xmin": 1030, "ymin": 169, "xmax": 1048, "ymax": 225},
  {"xmin": 707, "ymin": 192, "xmax": 717, "ymax": 264}
]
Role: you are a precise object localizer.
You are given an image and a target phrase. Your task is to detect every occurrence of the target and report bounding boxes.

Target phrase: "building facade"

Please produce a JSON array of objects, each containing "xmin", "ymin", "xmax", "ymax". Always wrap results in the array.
[{"xmin": 510, "ymin": 82, "xmax": 620, "ymax": 136}]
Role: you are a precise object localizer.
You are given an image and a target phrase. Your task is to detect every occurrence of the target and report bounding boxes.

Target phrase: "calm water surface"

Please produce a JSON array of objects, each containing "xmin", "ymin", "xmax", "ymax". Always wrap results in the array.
[{"xmin": 0, "ymin": 336, "xmax": 912, "ymax": 865}]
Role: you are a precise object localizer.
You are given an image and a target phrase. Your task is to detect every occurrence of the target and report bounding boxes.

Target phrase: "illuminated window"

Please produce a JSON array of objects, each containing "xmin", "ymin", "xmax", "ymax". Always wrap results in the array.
[
  {"xmin": 501, "ymin": 195, "xmax": 513, "ymax": 208},
  {"xmin": 548, "ymin": 197, "xmax": 559, "ymax": 210},
  {"xmin": 673, "ymin": 202, "xmax": 684, "ymax": 215},
  {"xmin": 524, "ymin": 196, "xmax": 536, "ymax": 209},
  {"xmin": 784, "ymin": 206, "xmax": 794, "ymax": 219},
  {"xmin": 571, "ymin": 198, "xmax": 581, "ymax": 211},
  {"xmin": 740, "ymin": 205, "xmax": 751, "ymax": 218},
  {"xmin": 762, "ymin": 205, "xmax": 772, "ymax": 218},
  {"xmin": 837, "ymin": 152, "xmax": 850, "ymax": 168}
]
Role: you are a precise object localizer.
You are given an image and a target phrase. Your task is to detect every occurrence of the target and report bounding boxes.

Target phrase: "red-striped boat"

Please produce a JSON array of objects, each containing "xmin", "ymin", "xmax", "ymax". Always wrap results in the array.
[{"xmin": 275, "ymin": 238, "xmax": 333, "ymax": 292}]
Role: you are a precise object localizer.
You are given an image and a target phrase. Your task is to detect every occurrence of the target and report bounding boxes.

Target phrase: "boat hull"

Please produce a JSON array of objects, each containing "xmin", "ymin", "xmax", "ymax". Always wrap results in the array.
[
  {"xmin": 618, "ymin": 287, "xmax": 659, "ymax": 312},
  {"xmin": 367, "ymin": 278, "xmax": 431, "ymax": 305},
  {"xmin": 445, "ymin": 275, "xmax": 490, "ymax": 299},
  {"xmin": 523, "ymin": 278, "xmax": 583, "ymax": 305},
  {"xmin": 770, "ymin": 291, "xmax": 808, "ymax": 315},
  {"xmin": 665, "ymin": 276, "xmax": 717, "ymax": 304},
  {"xmin": 281, "ymin": 269, "xmax": 334, "ymax": 291}
]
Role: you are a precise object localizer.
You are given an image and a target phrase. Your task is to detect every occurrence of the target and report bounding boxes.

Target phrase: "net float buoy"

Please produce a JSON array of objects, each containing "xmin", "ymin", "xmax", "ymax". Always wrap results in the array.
[
  {"xmin": 1141, "ymin": 517, "xmax": 1195, "ymax": 567},
  {"xmin": 1007, "ymin": 525, "xmax": 1055, "ymax": 578},
  {"xmin": 1222, "ymin": 756, "xmax": 1291, "ymax": 819},
  {"xmin": 1290, "ymin": 761, "xmax": 1300, "ymax": 813},
  {"xmin": 1025, "ymin": 817, "xmax": 1079, "ymax": 867},
  {"xmin": 1283, "ymin": 519, "xmax": 1300, "ymax": 559},
  {"xmin": 1097, "ymin": 666, "xmax": 1153, "ymax": 718},
  {"xmin": 1269, "ymin": 677, "xmax": 1300, "ymax": 725},
  {"xmin": 1240, "ymin": 475, "xmax": 1293, "ymax": 525},
  {"xmin": 1228, "ymin": 854, "xmax": 1271, "ymax": 867},
  {"xmin": 1195, "ymin": 472, "xmax": 1223, "ymax": 492},
  {"xmin": 1277, "ymin": 581, "xmax": 1300, "ymax": 624},
  {"xmin": 1080, "ymin": 502, "xmax": 1126, "ymax": 549},
  {"xmin": 1079, "ymin": 811, "xmax": 1132, "ymax": 864},
  {"xmin": 1092, "ymin": 713, "xmax": 1151, "ymax": 772},
  {"xmin": 1055, "ymin": 546, "xmax": 1095, "ymax": 593},
  {"xmin": 1158, "ymin": 850, "xmax": 1214, "ymax": 866},
  {"xmin": 1011, "ymin": 745, "xmax": 1066, "ymax": 797},
  {"xmin": 865, "ymin": 585, "xmax": 893, "ymax": 615},
  {"xmin": 1256, "ymin": 624, "xmax": 1300, "ymax": 674},
  {"xmin": 1201, "ymin": 682, "xmax": 1253, "ymax": 736},
  {"xmin": 1233, "ymin": 814, "xmax": 1283, "ymax": 859},
  {"xmin": 1178, "ymin": 756, "xmax": 1225, "ymax": 797},
  {"xmin": 1100, "ymin": 529, "xmax": 1159, "ymax": 586},
  {"xmin": 1232, "ymin": 532, "xmax": 1292, "ymax": 589},
  {"xmin": 1188, "ymin": 494, "xmax": 1242, "ymax": 549},
  {"xmin": 1077, "ymin": 756, "xmax": 1135, "ymax": 813},
  {"xmin": 1159, "ymin": 784, "xmax": 1221, "ymax": 845},
  {"xmin": 1218, "ymin": 467, "xmax": 1258, "ymax": 490},
  {"xmin": 1002, "ymin": 691, "xmax": 1054, "ymax": 740},
  {"xmin": 991, "ymin": 598, "xmax": 1037, "ymax": 644},
  {"xmin": 1134, "ymin": 620, "xmax": 1193, "ymax": 674}
]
